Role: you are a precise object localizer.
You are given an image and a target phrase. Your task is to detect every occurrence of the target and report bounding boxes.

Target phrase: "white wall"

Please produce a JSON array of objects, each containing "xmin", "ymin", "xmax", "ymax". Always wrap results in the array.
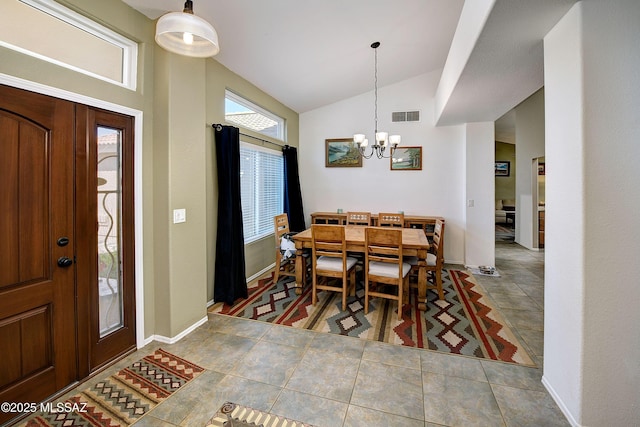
[
  {"xmin": 514, "ymin": 89, "xmax": 545, "ymax": 249},
  {"xmin": 543, "ymin": 5, "xmax": 585, "ymax": 423},
  {"xmin": 300, "ymin": 71, "xmax": 466, "ymax": 263},
  {"xmin": 543, "ymin": 1, "xmax": 640, "ymax": 425},
  {"xmin": 465, "ymin": 122, "xmax": 495, "ymax": 268}
]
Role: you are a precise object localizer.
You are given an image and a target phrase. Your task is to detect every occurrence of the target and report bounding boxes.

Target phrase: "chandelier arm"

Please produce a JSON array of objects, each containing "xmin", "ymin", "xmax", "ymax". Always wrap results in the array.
[{"xmin": 358, "ymin": 146, "xmax": 375, "ymax": 159}]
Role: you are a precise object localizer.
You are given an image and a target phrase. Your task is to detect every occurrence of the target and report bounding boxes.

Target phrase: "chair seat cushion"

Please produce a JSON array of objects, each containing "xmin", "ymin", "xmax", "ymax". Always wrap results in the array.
[
  {"xmin": 404, "ymin": 253, "xmax": 437, "ymax": 266},
  {"xmin": 369, "ymin": 260, "xmax": 411, "ymax": 278},
  {"xmin": 317, "ymin": 255, "xmax": 357, "ymax": 271}
]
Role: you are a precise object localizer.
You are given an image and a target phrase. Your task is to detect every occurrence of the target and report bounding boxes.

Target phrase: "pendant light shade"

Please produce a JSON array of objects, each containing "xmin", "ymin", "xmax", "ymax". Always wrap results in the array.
[{"xmin": 155, "ymin": 0, "xmax": 219, "ymax": 58}]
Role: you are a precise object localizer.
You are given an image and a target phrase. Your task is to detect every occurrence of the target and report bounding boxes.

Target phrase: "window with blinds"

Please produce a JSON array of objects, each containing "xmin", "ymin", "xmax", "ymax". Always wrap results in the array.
[{"xmin": 239, "ymin": 142, "xmax": 284, "ymax": 243}]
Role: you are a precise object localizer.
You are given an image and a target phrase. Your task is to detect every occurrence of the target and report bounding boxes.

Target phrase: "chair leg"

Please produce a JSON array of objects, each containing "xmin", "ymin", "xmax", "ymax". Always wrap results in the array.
[
  {"xmin": 364, "ymin": 276, "xmax": 370, "ymax": 315},
  {"xmin": 349, "ymin": 269, "xmax": 356, "ymax": 297},
  {"xmin": 312, "ymin": 274, "xmax": 317, "ymax": 306},
  {"xmin": 274, "ymin": 253, "xmax": 281, "ymax": 284},
  {"xmin": 397, "ymin": 281, "xmax": 403, "ymax": 320},
  {"xmin": 436, "ymin": 269, "xmax": 444, "ymax": 300}
]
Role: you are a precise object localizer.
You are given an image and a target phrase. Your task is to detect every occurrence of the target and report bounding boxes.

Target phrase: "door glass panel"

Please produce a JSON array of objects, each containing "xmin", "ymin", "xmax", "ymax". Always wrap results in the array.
[{"xmin": 97, "ymin": 126, "xmax": 123, "ymax": 337}]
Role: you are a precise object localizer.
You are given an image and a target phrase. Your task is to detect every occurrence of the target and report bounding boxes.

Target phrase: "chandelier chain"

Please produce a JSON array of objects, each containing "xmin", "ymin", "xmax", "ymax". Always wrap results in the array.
[{"xmin": 374, "ymin": 45, "xmax": 378, "ymax": 134}]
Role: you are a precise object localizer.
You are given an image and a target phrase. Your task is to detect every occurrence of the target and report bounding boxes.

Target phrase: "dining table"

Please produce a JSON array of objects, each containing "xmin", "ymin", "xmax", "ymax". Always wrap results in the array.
[{"xmin": 291, "ymin": 224, "xmax": 432, "ymax": 311}]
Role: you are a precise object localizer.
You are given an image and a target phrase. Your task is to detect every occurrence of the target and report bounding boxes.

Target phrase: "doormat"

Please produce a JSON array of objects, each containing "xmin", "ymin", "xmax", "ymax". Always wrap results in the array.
[
  {"xmin": 210, "ymin": 269, "xmax": 534, "ymax": 366},
  {"xmin": 21, "ymin": 348, "xmax": 204, "ymax": 427},
  {"xmin": 206, "ymin": 402, "xmax": 316, "ymax": 427}
]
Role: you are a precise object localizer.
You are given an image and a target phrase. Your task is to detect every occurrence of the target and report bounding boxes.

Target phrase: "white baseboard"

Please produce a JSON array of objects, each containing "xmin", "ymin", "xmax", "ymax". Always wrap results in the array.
[
  {"xmin": 247, "ymin": 263, "xmax": 275, "ymax": 283},
  {"xmin": 541, "ymin": 375, "xmax": 581, "ymax": 427},
  {"xmin": 143, "ymin": 315, "xmax": 208, "ymax": 346}
]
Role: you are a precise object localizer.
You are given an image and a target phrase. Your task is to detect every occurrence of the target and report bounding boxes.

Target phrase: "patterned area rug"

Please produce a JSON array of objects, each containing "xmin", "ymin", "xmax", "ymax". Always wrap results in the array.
[
  {"xmin": 206, "ymin": 402, "xmax": 316, "ymax": 427},
  {"xmin": 496, "ymin": 224, "xmax": 515, "ymax": 241},
  {"xmin": 23, "ymin": 349, "xmax": 204, "ymax": 426},
  {"xmin": 211, "ymin": 269, "xmax": 534, "ymax": 366}
]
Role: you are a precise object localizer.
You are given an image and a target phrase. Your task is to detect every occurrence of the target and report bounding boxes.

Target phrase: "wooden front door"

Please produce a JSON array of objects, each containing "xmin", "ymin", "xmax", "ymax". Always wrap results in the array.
[
  {"xmin": 0, "ymin": 85, "xmax": 136, "ymax": 424},
  {"xmin": 0, "ymin": 86, "xmax": 77, "ymax": 423}
]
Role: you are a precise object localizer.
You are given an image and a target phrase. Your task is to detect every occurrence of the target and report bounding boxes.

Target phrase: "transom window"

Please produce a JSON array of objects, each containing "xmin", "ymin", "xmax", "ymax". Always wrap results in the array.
[
  {"xmin": 225, "ymin": 90, "xmax": 285, "ymax": 141},
  {"xmin": 0, "ymin": 0, "xmax": 138, "ymax": 90}
]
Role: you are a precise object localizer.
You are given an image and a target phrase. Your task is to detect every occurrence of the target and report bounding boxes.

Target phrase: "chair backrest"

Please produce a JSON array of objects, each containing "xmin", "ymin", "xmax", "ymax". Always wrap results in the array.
[
  {"xmin": 346, "ymin": 211, "xmax": 371, "ymax": 226},
  {"xmin": 378, "ymin": 212, "xmax": 405, "ymax": 228},
  {"xmin": 274, "ymin": 213, "xmax": 290, "ymax": 245},
  {"xmin": 311, "ymin": 224, "xmax": 347, "ymax": 265},
  {"xmin": 432, "ymin": 219, "xmax": 445, "ymax": 265},
  {"xmin": 365, "ymin": 227, "xmax": 404, "ymax": 275}
]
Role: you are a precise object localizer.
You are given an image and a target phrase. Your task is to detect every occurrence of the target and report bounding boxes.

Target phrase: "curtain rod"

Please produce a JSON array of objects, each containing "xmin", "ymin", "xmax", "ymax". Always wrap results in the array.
[{"xmin": 212, "ymin": 123, "xmax": 288, "ymax": 148}]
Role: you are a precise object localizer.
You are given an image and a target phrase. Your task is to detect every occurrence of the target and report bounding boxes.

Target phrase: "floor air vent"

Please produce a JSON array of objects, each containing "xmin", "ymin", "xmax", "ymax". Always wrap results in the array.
[{"xmin": 392, "ymin": 110, "xmax": 420, "ymax": 122}]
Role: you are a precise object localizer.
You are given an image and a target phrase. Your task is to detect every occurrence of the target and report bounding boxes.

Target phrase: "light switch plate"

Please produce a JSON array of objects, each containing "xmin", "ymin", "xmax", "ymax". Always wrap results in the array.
[{"xmin": 173, "ymin": 208, "xmax": 186, "ymax": 224}]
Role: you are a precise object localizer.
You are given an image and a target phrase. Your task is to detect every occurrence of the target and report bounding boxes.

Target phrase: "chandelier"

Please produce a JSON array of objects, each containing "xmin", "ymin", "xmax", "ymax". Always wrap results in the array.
[
  {"xmin": 155, "ymin": 0, "xmax": 220, "ymax": 58},
  {"xmin": 353, "ymin": 42, "xmax": 401, "ymax": 159}
]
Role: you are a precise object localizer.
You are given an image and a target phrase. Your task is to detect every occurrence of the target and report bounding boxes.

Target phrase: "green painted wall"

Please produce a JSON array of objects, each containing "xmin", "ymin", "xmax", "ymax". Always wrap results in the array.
[
  {"xmin": 0, "ymin": 0, "xmax": 299, "ymax": 340},
  {"xmin": 204, "ymin": 60, "xmax": 299, "ymax": 297},
  {"xmin": 495, "ymin": 141, "xmax": 516, "ymax": 201}
]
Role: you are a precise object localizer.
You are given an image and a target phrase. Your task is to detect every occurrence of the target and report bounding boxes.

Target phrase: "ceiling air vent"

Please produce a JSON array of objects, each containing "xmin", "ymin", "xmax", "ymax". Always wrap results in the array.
[{"xmin": 392, "ymin": 110, "xmax": 420, "ymax": 122}]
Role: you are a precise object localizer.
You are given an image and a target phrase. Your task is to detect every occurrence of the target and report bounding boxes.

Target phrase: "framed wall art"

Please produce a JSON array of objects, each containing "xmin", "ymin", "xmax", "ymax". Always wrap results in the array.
[
  {"xmin": 495, "ymin": 161, "xmax": 510, "ymax": 176},
  {"xmin": 390, "ymin": 146, "xmax": 422, "ymax": 171},
  {"xmin": 325, "ymin": 138, "xmax": 362, "ymax": 167}
]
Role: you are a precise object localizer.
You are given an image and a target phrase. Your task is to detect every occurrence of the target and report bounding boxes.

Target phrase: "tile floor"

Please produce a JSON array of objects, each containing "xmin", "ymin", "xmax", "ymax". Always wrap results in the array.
[{"xmin": 30, "ymin": 241, "xmax": 569, "ymax": 427}]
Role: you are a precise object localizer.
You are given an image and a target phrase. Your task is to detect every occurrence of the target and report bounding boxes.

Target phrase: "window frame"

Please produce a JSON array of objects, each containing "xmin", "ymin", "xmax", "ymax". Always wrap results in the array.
[
  {"xmin": 0, "ymin": 0, "xmax": 138, "ymax": 90},
  {"xmin": 225, "ymin": 90, "xmax": 286, "ymax": 142}
]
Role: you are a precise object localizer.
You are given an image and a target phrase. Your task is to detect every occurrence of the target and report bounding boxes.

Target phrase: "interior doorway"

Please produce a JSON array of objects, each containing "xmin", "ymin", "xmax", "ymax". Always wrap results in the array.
[
  {"xmin": 533, "ymin": 156, "xmax": 545, "ymax": 249},
  {"xmin": 0, "ymin": 85, "xmax": 136, "ymax": 424}
]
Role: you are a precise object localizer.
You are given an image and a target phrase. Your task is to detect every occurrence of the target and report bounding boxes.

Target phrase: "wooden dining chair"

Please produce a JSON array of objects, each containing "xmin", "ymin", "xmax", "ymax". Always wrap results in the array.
[
  {"xmin": 378, "ymin": 212, "xmax": 405, "ymax": 227},
  {"xmin": 407, "ymin": 219, "xmax": 445, "ymax": 300},
  {"xmin": 311, "ymin": 224, "xmax": 358, "ymax": 311},
  {"xmin": 346, "ymin": 211, "xmax": 372, "ymax": 226},
  {"xmin": 364, "ymin": 227, "xmax": 412, "ymax": 320},
  {"xmin": 274, "ymin": 213, "xmax": 299, "ymax": 284}
]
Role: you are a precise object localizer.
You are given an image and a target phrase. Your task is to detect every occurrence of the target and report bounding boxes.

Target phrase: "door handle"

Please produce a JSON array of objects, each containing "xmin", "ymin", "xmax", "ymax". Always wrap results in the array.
[{"xmin": 57, "ymin": 256, "xmax": 73, "ymax": 267}]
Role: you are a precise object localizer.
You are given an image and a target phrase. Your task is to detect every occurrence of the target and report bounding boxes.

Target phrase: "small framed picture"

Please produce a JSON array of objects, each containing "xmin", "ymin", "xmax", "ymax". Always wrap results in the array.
[
  {"xmin": 495, "ymin": 161, "xmax": 510, "ymax": 177},
  {"xmin": 325, "ymin": 138, "xmax": 362, "ymax": 167},
  {"xmin": 538, "ymin": 163, "xmax": 545, "ymax": 175},
  {"xmin": 390, "ymin": 146, "xmax": 422, "ymax": 171}
]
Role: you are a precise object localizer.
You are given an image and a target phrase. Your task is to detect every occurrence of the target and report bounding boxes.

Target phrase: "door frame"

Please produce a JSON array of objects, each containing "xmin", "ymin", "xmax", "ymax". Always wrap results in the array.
[{"xmin": 0, "ymin": 73, "xmax": 146, "ymax": 349}]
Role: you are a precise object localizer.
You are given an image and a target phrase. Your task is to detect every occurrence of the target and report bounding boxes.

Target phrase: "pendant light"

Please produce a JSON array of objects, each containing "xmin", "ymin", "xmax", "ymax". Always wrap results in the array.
[
  {"xmin": 353, "ymin": 42, "xmax": 401, "ymax": 159},
  {"xmin": 155, "ymin": 0, "xmax": 219, "ymax": 58}
]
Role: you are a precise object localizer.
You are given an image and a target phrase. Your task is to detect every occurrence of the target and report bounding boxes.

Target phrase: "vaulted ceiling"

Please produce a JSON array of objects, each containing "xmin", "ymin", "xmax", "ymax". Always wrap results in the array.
[{"xmin": 123, "ymin": 0, "xmax": 576, "ymax": 133}]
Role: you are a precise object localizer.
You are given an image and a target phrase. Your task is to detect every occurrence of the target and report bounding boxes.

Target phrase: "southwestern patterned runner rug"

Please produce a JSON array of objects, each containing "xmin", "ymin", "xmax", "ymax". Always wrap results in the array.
[
  {"xmin": 211, "ymin": 269, "xmax": 534, "ymax": 366},
  {"xmin": 23, "ymin": 349, "xmax": 204, "ymax": 426},
  {"xmin": 207, "ymin": 402, "xmax": 316, "ymax": 427}
]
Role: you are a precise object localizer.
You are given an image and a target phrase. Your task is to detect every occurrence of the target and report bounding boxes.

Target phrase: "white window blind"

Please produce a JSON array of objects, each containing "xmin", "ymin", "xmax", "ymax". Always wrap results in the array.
[{"xmin": 240, "ymin": 143, "xmax": 284, "ymax": 243}]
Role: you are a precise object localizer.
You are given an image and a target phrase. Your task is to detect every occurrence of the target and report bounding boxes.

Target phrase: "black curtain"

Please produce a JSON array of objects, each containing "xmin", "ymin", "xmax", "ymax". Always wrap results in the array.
[
  {"xmin": 213, "ymin": 125, "xmax": 247, "ymax": 304},
  {"xmin": 283, "ymin": 145, "xmax": 305, "ymax": 232}
]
